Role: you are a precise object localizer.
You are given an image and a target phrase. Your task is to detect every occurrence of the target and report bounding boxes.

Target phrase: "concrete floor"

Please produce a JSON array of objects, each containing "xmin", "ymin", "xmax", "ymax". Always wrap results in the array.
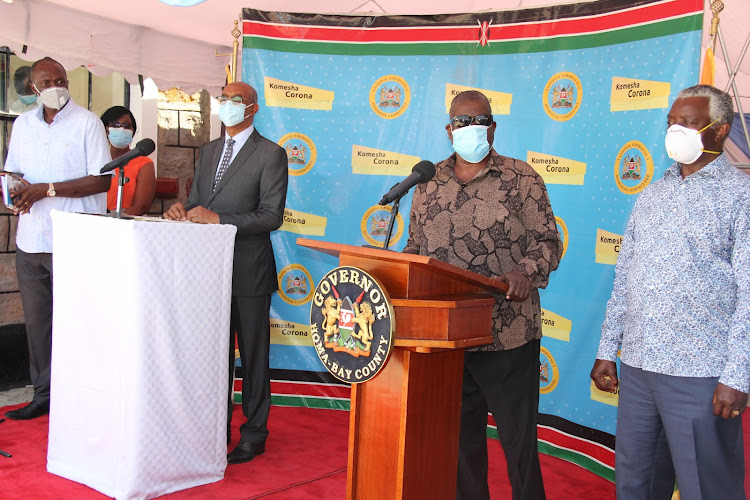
[{"xmin": 0, "ymin": 386, "xmax": 33, "ymax": 408}]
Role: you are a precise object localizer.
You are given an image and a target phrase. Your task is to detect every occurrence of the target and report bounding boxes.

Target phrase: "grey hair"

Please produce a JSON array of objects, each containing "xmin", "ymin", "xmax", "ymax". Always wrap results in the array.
[{"xmin": 677, "ymin": 85, "xmax": 734, "ymax": 128}]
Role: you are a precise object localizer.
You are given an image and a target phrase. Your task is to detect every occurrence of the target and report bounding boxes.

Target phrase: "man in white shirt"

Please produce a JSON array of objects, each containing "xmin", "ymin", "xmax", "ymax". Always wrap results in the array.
[{"xmin": 3, "ymin": 57, "xmax": 111, "ymax": 420}]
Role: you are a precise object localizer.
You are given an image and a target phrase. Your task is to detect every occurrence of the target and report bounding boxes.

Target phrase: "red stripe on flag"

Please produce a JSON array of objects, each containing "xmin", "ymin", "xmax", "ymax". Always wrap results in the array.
[{"xmin": 270, "ymin": 380, "xmax": 351, "ymax": 399}]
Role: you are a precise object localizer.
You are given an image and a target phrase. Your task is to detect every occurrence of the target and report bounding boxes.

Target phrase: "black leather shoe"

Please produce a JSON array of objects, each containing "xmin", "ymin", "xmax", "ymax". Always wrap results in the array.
[
  {"xmin": 5, "ymin": 400, "xmax": 50, "ymax": 420},
  {"xmin": 227, "ymin": 440, "xmax": 265, "ymax": 464}
]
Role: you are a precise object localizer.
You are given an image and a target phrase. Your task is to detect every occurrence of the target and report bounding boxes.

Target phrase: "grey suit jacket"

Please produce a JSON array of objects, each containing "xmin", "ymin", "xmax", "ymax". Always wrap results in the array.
[{"xmin": 185, "ymin": 128, "xmax": 288, "ymax": 296}]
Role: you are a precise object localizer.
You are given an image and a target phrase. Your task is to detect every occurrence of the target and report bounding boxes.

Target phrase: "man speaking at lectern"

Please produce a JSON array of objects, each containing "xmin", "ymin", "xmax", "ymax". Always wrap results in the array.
[
  {"xmin": 403, "ymin": 90, "xmax": 562, "ymax": 500},
  {"xmin": 164, "ymin": 81, "xmax": 288, "ymax": 464}
]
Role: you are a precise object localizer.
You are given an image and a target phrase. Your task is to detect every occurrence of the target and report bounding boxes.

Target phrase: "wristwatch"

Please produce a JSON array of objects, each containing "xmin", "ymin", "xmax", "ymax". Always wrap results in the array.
[{"xmin": 47, "ymin": 183, "xmax": 56, "ymax": 197}]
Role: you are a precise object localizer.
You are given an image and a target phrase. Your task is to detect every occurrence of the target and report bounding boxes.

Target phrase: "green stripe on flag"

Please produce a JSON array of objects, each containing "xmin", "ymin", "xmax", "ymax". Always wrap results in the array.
[
  {"xmin": 244, "ymin": 16, "xmax": 701, "ymax": 56},
  {"xmin": 538, "ymin": 441, "xmax": 615, "ymax": 482},
  {"xmin": 270, "ymin": 394, "xmax": 350, "ymax": 411}
]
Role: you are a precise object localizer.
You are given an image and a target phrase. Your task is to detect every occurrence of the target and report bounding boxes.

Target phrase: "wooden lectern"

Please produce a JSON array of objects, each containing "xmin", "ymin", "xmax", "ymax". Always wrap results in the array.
[{"xmin": 297, "ymin": 238, "xmax": 509, "ymax": 500}]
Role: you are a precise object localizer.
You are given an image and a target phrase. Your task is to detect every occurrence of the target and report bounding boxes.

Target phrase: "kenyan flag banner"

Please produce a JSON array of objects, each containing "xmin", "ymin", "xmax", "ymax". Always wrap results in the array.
[{"xmin": 243, "ymin": 0, "xmax": 701, "ymax": 55}]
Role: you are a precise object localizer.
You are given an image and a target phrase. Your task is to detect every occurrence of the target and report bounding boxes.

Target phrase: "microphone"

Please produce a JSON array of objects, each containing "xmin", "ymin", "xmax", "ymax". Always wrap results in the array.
[
  {"xmin": 100, "ymin": 139, "xmax": 156, "ymax": 174},
  {"xmin": 378, "ymin": 160, "xmax": 436, "ymax": 205}
]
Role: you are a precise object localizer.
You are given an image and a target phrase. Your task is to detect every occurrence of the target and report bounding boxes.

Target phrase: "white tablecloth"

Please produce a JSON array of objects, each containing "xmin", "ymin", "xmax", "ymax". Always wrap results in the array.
[{"xmin": 46, "ymin": 212, "xmax": 237, "ymax": 500}]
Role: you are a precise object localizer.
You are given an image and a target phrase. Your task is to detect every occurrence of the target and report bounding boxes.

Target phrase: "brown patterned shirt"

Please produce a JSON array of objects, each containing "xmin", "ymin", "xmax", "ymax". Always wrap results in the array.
[{"xmin": 403, "ymin": 150, "xmax": 562, "ymax": 351}]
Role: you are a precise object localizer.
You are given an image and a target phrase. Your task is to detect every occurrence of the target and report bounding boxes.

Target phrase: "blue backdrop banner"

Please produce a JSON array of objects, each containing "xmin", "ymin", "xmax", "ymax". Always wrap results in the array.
[{"xmin": 240, "ymin": 0, "xmax": 704, "ymax": 478}]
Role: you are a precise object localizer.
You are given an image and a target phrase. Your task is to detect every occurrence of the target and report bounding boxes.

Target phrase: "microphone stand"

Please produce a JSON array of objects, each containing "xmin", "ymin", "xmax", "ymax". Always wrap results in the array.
[
  {"xmin": 365, "ymin": 180, "xmax": 413, "ymax": 250},
  {"xmin": 382, "ymin": 197, "xmax": 400, "ymax": 250},
  {"xmin": 104, "ymin": 166, "xmax": 130, "ymax": 219},
  {"xmin": 114, "ymin": 166, "xmax": 129, "ymax": 219}
]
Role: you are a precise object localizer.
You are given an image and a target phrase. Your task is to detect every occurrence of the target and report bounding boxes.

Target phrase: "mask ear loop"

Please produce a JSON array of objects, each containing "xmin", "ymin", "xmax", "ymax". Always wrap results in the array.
[
  {"xmin": 697, "ymin": 119, "xmax": 722, "ymax": 155},
  {"xmin": 697, "ymin": 118, "xmax": 719, "ymax": 133}
]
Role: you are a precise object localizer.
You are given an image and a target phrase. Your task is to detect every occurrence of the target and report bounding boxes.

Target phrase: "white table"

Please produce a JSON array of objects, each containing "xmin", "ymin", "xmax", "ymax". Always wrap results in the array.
[{"xmin": 46, "ymin": 212, "xmax": 237, "ymax": 500}]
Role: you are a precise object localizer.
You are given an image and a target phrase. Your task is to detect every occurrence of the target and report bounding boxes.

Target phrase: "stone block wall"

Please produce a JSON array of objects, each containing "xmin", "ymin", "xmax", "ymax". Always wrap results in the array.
[
  {"xmin": 151, "ymin": 88, "xmax": 211, "ymax": 214},
  {"xmin": 0, "ymin": 204, "xmax": 23, "ymax": 327}
]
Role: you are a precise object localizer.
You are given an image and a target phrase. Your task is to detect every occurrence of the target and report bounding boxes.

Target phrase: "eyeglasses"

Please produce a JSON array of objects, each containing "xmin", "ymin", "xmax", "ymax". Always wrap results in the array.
[
  {"xmin": 450, "ymin": 114, "xmax": 494, "ymax": 129},
  {"xmin": 216, "ymin": 95, "xmax": 254, "ymax": 104},
  {"xmin": 109, "ymin": 122, "xmax": 133, "ymax": 129}
]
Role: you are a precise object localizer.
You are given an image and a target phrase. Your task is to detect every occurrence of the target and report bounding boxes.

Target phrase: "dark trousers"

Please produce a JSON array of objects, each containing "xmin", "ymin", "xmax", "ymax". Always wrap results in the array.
[
  {"xmin": 648, "ymin": 429, "xmax": 678, "ymax": 499},
  {"xmin": 616, "ymin": 363, "xmax": 745, "ymax": 500},
  {"xmin": 227, "ymin": 294, "xmax": 272, "ymax": 445},
  {"xmin": 456, "ymin": 339, "xmax": 546, "ymax": 500},
  {"xmin": 15, "ymin": 249, "xmax": 53, "ymax": 405}
]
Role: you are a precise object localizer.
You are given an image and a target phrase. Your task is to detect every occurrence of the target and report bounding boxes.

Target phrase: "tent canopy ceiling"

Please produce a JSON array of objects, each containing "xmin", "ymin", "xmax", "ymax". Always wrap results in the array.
[{"xmin": 0, "ymin": 0, "xmax": 748, "ymax": 104}]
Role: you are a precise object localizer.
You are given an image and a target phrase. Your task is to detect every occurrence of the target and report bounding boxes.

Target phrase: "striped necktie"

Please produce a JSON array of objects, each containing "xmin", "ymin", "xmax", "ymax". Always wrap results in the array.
[{"xmin": 213, "ymin": 138, "xmax": 235, "ymax": 191}]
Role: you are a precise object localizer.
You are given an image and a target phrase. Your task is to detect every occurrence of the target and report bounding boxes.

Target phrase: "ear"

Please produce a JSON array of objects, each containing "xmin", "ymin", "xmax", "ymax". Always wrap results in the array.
[
  {"xmin": 445, "ymin": 123, "xmax": 453, "ymax": 142},
  {"xmin": 487, "ymin": 121, "xmax": 497, "ymax": 145},
  {"xmin": 714, "ymin": 122, "xmax": 731, "ymax": 142},
  {"xmin": 246, "ymin": 102, "xmax": 259, "ymax": 119}
]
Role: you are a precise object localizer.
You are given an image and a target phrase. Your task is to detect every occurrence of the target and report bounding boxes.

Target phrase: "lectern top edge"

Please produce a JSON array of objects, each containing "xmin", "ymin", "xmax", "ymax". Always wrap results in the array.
[{"xmin": 296, "ymin": 237, "xmax": 509, "ymax": 295}]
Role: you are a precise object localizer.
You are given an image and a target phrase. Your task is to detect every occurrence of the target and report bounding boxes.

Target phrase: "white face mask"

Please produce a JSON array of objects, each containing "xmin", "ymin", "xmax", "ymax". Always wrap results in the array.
[
  {"xmin": 664, "ymin": 119, "xmax": 720, "ymax": 164},
  {"xmin": 34, "ymin": 86, "xmax": 70, "ymax": 110}
]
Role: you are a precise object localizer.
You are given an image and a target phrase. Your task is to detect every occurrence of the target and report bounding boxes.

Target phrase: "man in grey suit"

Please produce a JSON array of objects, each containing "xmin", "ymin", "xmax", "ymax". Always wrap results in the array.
[{"xmin": 164, "ymin": 81, "xmax": 288, "ymax": 464}]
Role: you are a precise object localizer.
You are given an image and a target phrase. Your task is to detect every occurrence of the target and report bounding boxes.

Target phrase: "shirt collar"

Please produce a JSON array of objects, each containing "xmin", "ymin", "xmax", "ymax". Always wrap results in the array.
[
  {"xmin": 663, "ymin": 153, "xmax": 730, "ymax": 180},
  {"xmin": 225, "ymin": 124, "xmax": 254, "ymax": 149},
  {"xmin": 33, "ymin": 99, "xmax": 76, "ymax": 125},
  {"xmin": 438, "ymin": 148, "xmax": 503, "ymax": 182}
]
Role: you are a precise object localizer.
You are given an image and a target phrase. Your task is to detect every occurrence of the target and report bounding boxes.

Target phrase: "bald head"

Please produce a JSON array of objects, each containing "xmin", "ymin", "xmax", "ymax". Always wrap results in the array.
[
  {"xmin": 450, "ymin": 90, "xmax": 491, "ymax": 117},
  {"xmin": 223, "ymin": 81, "xmax": 257, "ymax": 104},
  {"xmin": 31, "ymin": 57, "xmax": 66, "ymax": 82},
  {"xmin": 219, "ymin": 81, "xmax": 259, "ymax": 133}
]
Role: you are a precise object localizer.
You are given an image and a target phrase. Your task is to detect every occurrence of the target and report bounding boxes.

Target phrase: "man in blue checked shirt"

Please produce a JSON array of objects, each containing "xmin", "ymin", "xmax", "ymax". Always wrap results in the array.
[{"xmin": 591, "ymin": 84, "xmax": 750, "ymax": 500}]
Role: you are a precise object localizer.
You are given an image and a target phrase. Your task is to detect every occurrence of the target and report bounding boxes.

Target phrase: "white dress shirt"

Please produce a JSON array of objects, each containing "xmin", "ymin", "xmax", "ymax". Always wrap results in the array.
[
  {"xmin": 214, "ymin": 125, "xmax": 254, "ymax": 182},
  {"xmin": 4, "ymin": 101, "xmax": 112, "ymax": 253}
]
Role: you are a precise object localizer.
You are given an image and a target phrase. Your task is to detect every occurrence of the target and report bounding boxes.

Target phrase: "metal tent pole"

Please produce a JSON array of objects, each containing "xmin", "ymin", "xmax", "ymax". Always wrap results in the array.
[{"xmin": 716, "ymin": 22, "xmax": 750, "ymax": 168}]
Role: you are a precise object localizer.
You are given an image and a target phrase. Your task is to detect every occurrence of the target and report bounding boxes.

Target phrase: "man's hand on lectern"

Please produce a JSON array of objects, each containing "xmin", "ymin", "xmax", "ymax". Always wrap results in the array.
[
  {"xmin": 163, "ymin": 202, "xmax": 188, "ymax": 221},
  {"xmin": 499, "ymin": 270, "xmax": 531, "ymax": 302},
  {"xmin": 186, "ymin": 206, "xmax": 219, "ymax": 224}
]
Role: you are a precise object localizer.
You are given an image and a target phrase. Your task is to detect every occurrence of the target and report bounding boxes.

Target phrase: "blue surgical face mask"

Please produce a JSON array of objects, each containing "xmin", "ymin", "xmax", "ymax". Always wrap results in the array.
[
  {"xmin": 451, "ymin": 125, "xmax": 491, "ymax": 163},
  {"xmin": 18, "ymin": 94, "xmax": 38, "ymax": 105},
  {"xmin": 108, "ymin": 128, "xmax": 134, "ymax": 149},
  {"xmin": 218, "ymin": 101, "xmax": 249, "ymax": 127}
]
